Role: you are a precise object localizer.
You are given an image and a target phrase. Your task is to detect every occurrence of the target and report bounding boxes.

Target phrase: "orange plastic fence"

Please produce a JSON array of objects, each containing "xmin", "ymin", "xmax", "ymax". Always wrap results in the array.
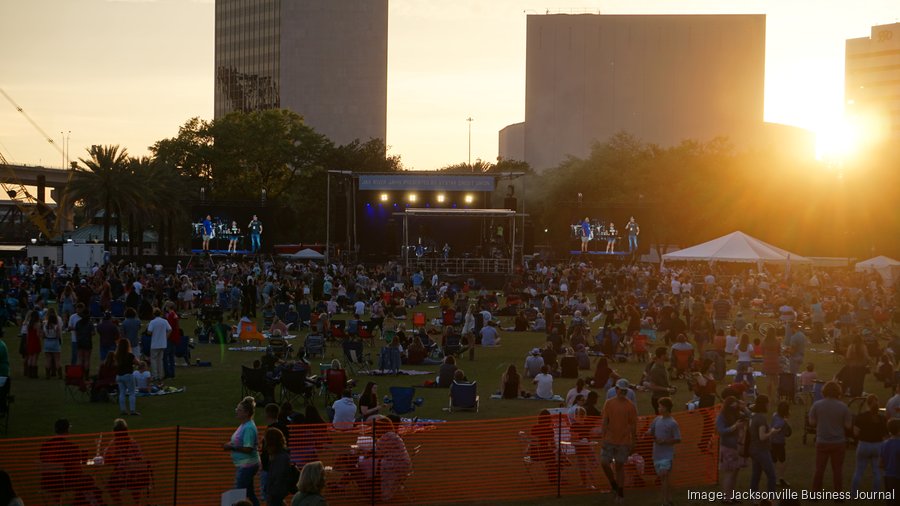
[{"xmin": 0, "ymin": 408, "xmax": 719, "ymax": 505}]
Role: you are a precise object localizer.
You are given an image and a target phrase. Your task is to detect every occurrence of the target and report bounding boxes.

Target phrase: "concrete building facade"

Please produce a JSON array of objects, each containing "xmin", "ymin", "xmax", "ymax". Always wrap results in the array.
[
  {"xmin": 215, "ymin": 0, "xmax": 388, "ymax": 146},
  {"xmin": 846, "ymin": 22, "xmax": 900, "ymax": 140},
  {"xmin": 503, "ymin": 14, "xmax": 769, "ymax": 170}
]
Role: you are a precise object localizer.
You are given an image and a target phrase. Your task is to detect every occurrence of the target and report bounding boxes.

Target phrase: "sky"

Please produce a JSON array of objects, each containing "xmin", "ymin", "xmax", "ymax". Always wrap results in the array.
[{"xmin": 0, "ymin": 0, "xmax": 897, "ymax": 171}]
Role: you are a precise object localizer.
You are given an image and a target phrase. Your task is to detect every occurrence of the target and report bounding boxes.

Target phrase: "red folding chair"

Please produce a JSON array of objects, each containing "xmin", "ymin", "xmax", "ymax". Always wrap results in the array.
[
  {"xmin": 64, "ymin": 365, "xmax": 88, "ymax": 401},
  {"xmin": 412, "ymin": 312, "xmax": 426, "ymax": 329},
  {"xmin": 442, "ymin": 308, "xmax": 456, "ymax": 326},
  {"xmin": 325, "ymin": 368, "xmax": 348, "ymax": 404}
]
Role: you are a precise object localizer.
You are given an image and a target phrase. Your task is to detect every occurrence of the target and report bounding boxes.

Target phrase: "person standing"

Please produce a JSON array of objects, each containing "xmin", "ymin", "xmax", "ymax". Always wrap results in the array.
[
  {"xmin": 580, "ymin": 217, "xmax": 592, "ymax": 253},
  {"xmin": 248, "ymin": 215, "xmax": 263, "ymax": 254},
  {"xmin": 851, "ymin": 394, "xmax": 887, "ymax": 496},
  {"xmin": 788, "ymin": 322, "xmax": 807, "ymax": 375},
  {"xmin": 881, "ymin": 419, "xmax": 900, "ymax": 500},
  {"xmin": 809, "ymin": 381, "xmax": 853, "ymax": 495},
  {"xmin": 42, "ymin": 307, "xmax": 64, "ymax": 379},
  {"xmin": 24, "ymin": 311, "xmax": 42, "ymax": 378},
  {"xmin": 74, "ymin": 307, "xmax": 95, "ymax": 377},
  {"xmin": 748, "ymin": 395, "xmax": 779, "ymax": 492},
  {"xmin": 164, "ymin": 302, "xmax": 182, "ymax": 380},
  {"xmin": 625, "ymin": 216, "xmax": 640, "ymax": 253},
  {"xmin": 647, "ymin": 397, "xmax": 680, "ymax": 506},
  {"xmin": 96, "ymin": 312, "xmax": 120, "ymax": 365},
  {"xmin": 114, "ymin": 339, "xmax": 140, "ymax": 416},
  {"xmin": 647, "ymin": 347, "xmax": 676, "ymax": 414},
  {"xmin": 146, "ymin": 308, "xmax": 171, "ymax": 386},
  {"xmin": 600, "ymin": 378, "xmax": 638, "ymax": 504},
  {"xmin": 202, "ymin": 215, "xmax": 213, "ymax": 252},
  {"xmin": 67, "ymin": 302, "xmax": 85, "ymax": 366},
  {"xmin": 224, "ymin": 396, "xmax": 260, "ymax": 506}
]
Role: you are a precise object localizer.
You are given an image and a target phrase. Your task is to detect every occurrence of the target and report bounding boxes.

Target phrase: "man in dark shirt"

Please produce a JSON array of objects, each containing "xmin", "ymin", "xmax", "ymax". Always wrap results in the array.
[
  {"xmin": 712, "ymin": 294, "xmax": 732, "ymax": 331},
  {"xmin": 39, "ymin": 418, "xmax": 102, "ymax": 505},
  {"xmin": 96, "ymin": 312, "xmax": 120, "ymax": 364},
  {"xmin": 647, "ymin": 347, "xmax": 675, "ymax": 414}
]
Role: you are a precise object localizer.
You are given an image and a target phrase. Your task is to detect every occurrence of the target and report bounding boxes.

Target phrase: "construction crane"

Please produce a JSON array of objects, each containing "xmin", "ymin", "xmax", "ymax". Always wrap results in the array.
[{"xmin": 0, "ymin": 87, "xmax": 73, "ymax": 239}]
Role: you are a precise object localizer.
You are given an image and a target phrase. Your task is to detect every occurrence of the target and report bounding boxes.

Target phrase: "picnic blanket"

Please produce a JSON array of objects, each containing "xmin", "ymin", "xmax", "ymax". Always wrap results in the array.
[
  {"xmin": 228, "ymin": 346, "xmax": 268, "ymax": 352},
  {"xmin": 137, "ymin": 386, "xmax": 186, "ymax": 397},
  {"xmin": 490, "ymin": 394, "xmax": 564, "ymax": 402},
  {"xmin": 364, "ymin": 369, "xmax": 434, "ymax": 376}
]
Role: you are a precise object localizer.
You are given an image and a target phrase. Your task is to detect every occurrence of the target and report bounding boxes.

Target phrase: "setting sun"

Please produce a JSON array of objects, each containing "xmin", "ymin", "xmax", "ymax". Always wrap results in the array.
[{"xmin": 815, "ymin": 118, "xmax": 860, "ymax": 161}]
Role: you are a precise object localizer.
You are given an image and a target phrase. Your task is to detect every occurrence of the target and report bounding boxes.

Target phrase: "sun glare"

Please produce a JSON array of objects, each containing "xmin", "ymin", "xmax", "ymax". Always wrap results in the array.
[{"xmin": 815, "ymin": 119, "xmax": 859, "ymax": 161}]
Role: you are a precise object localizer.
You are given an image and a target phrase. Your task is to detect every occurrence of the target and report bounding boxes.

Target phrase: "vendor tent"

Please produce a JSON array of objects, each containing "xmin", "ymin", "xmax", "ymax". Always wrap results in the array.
[
  {"xmin": 855, "ymin": 255, "xmax": 900, "ymax": 286},
  {"xmin": 662, "ymin": 231, "xmax": 812, "ymax": 264},
  {"xmin": 279, "ymin": 248, "xmax": 325, "ymax": 260}
]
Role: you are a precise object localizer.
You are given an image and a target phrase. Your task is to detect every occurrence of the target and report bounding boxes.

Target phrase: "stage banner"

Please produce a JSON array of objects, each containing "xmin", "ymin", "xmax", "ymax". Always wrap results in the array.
[{"xmin": 358, "ymin": 174, "xmax": 495, "ymax": 191}]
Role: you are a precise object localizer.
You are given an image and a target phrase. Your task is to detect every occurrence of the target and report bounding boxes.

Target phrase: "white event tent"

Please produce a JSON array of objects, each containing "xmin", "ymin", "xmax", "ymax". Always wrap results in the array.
[
  {"xmin": 855, "ymin": 255, "xmax": 900, "ymax": 286},
  {"xmin": 279, "ymin": 248, "xmax": 325, "ymax": 260},
  {"xmin": 662, "ymin": 231, "xmax": 812, "ymax": 265}
]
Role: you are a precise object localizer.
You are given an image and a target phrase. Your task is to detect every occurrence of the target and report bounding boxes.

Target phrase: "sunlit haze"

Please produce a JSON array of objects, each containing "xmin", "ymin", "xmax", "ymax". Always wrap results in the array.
[{"xmin": 1, "ymin": 0, "xmax": 897, "ymax": 170}]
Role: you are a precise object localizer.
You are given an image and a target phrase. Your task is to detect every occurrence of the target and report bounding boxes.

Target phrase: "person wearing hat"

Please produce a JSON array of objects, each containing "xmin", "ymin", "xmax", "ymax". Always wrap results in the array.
[
  {"xmin": 600, "ymin": 377, "xmax": 638, "ymax": 502},
  {"xmin": 524, "ymin": 348, "xmax": 544, "ymax": 378},
  {"xmin": 606, "ymin": 378, "xmax": 638, "ymax": 409}
]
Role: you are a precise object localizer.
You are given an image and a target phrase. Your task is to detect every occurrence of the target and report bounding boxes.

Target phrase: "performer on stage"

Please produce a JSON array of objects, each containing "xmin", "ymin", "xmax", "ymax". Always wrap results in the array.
[
  {"xmin": 227, "ymin": 221, "xmax": 240, "ymax": 254},
  {"xmin": 605, "ymin": 222, "xmax": 617, "ymax": 253},
  {"xmin": 626, "ymin": 216, "xmax": 640, "ymax": 252},
  {"xmin": 201, "ymin": 215, "xmax": 213, "ymax": 252},
  {"xmin": 248, "ymin": 215, "xmax": 263, "ymax": 253},
  {"xmin": 442, "ymin": 243, "xmax": 450, "ymax": 259},
  {"xmin": 580, "ymin": 217, "xmax": 592, "ymax": 253}
]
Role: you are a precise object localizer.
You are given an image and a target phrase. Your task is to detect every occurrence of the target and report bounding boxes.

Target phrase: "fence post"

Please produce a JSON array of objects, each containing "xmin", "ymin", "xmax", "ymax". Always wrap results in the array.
[
  {"xmin": 173, "ymin": 425, "xmax": 181, "ymax": 506},
  {"xmin": 371, "ymin": 419, "xmax": 377, "ymax": 506},
  {"xmin": 556, "ymin": 412, "xmax": 561, "ymax": 498}
]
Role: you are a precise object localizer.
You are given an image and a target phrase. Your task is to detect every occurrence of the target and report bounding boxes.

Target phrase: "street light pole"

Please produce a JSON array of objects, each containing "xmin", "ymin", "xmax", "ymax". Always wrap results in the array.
[{"xmin": 466, "ymin": 117, "xmax": 473, "ymax": 170}]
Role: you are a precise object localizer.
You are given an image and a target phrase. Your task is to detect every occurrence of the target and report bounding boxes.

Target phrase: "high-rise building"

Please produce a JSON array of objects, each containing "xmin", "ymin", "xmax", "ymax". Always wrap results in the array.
[
  {"xmin": 500, "ymin": 14, "xmax": 786, "ymax": 171},
  {"xmin": 845, "ymin": 22, "xmax": 900, "ymax": 141},
  {"xmin": 214, "ymin": 0, "xmax": 388, "ymax": 146}
]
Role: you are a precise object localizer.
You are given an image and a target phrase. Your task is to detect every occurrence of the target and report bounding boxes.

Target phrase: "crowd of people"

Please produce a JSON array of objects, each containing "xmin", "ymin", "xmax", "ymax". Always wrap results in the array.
[{"xmin": 0, "ymin": 254, "xmax": 898, "ymax": 504}]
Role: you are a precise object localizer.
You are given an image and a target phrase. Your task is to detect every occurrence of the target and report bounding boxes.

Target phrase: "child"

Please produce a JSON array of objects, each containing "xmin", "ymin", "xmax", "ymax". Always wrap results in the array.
[
  {"xmin": 647, "ymin": 397, "xmax": 681, "ymax": 506},
  {"xmin": 799, "ymin": 363, "xmax": 817, "ymax": 394},
  {"xmin": 770, "ymin": 400, "xmax": 793, "ymax": 487},
  {"xmin": 881, "ymin": 419, "xmax": 900, "ymax": 496}
]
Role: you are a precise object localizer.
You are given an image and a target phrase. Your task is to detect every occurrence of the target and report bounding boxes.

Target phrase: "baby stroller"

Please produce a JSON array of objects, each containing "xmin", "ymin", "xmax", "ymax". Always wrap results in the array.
[{"xmin": 777, "ymin": 372, "xmax": 803, "ymax": 405}]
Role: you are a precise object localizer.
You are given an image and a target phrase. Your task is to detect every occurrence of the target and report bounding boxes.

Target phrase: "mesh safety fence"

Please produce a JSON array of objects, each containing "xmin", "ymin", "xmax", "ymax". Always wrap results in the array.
[{"xmin": 0, "ymin": 407, "xmax": 718, "ymax": 505}]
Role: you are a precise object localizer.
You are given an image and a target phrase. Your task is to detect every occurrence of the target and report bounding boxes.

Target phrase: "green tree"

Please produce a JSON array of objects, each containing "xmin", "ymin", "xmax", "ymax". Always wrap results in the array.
[{"xmin": 69, "ymin": 144, "xmax": 132, "ymax": 249}]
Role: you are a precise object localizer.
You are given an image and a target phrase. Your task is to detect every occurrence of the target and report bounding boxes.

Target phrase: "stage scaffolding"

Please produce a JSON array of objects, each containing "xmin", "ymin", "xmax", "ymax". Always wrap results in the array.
[{"xmin": 400, "ymin": 208, "xmax": 522, "ymax": 275}]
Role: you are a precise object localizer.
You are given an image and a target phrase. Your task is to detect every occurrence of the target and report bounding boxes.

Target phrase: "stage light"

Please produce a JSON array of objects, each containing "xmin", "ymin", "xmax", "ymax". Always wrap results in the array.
[
  {"xmin": 408, "ymin": 193, "xmax": 417, "ymax": 203},
  {"xmin": 436, "ymin": 194, "xmax": 446, "ymax": 203},
  {"xmin": 464, "ymin": 194, "xmax": 474, "ymax": 204},
  {"xmin": 380, "ymin": 193, "xmax": 389, "ymax": 202}
]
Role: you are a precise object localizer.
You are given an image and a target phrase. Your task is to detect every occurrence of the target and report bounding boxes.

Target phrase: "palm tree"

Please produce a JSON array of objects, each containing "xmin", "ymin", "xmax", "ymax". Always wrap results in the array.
[{"xmin": 69, "ymin": 144, "xmax": 131, "ymax": 249}]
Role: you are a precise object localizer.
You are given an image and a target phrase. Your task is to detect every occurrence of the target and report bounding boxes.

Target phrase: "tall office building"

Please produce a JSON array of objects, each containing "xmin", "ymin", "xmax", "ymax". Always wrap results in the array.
[
  {"xmin": 846, "ymin": 22, "xmax": 900, "ymax": 140},
  {"xmin": 215, "ymin": 0, "xmax": 388, "ymax": 146},
  {"xmin": 500, "ymin": 14, "xmax": 783, "ymax": 171}
]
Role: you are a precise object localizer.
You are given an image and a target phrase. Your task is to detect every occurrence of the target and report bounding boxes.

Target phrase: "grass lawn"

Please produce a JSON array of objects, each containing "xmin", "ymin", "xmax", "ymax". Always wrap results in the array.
[{"xmin": 2, "ymin": 304, "xmax": 894, "ymax": 505}]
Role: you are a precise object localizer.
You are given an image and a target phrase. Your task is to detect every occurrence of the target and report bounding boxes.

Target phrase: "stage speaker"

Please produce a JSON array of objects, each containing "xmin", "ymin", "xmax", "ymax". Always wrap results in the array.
[
  {"xmin": 523, "ymin": 220, "xmax": 534, "ymax": 255},
  {"xmin": 503, "ymin": 197, "xmax": 518, "ymax": 211}
]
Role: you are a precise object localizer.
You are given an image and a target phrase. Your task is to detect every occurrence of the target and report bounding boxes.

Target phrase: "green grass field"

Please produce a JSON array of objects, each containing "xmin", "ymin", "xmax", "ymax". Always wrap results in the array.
[{"xmin": 2, "ymin": 305, "xmax": 893, "ymax": 505}]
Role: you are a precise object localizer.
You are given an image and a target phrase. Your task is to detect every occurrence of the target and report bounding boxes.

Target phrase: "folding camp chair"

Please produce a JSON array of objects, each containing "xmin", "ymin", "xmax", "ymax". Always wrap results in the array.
[
  {"xmin": 275, "ymin": 303, "xmax": 288, "ymax": 321},
  {"xmin": 357, "ymin": 321, "xmax": 375, "ymax": 345},
  {"xmin": 89, "ymin": 298, "xmax": 103, "ymax": 320},
  {"xmin": 412, "ymin": 312, "xmax": 426, "ymax": 329},
  {"xmin": 342, "ymin": 339, "xmax": 372, "ymax": 375},
  {"xmin": 442, "ymin": 334, "xmax": 463, "ymax": 358},
  {"xmin": 324, "ymin": 368, "xmax": 348, "ymax": 405},
  {"xmin": 280, "ymin": 368, "xmax": 316, "ymax": 406},
  {"xmin": 241, "ymin": 365, "xmax": 275, "ymax": 404},
  {"xmin": 304, "ymin": 333, "xmax": 326, "ymax": 359},
  {"xmin": 442, "ymin": 308, "xmax": 456, "ymax": 327},
  {"xmin": 174, "ymin": 334, "xmax": 193, "ymax": 365},
  {"xmin": 449, "ymin": 381, "xmax": 479, "ymax": 412},
  {"xmin": 330, "ymin": 320, "xmax": 347, "ymax": 340},
  {"xmin": 238, "ymin": 321, "xmax": 265, "ymax": 345},
  {"xmin": 671, "ymin": 349, "xmax": 694, "ymax": 379},
  {"xmin": 110, "ymin": 299, "xmax": 125, "ymax": 318},
  {"xmin": 388, "ymin": 386, "xmax": 417, "ymax": 415},
  {"xmin": 64, "ymin": 365, "xmax": 89, "ymax": 401}
]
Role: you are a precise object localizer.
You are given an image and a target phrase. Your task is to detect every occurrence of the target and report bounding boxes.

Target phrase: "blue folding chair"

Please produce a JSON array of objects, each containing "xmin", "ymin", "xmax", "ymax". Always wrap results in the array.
[
  {"xmin": 388, "ymin": 386, "xmax": 417, "ymax": 415},
  {"xmin": 110, "ymin": 299, "xmax": 125, "ymax": 318},
  {"xmin": 89, "ymin": 298, "xmax": 103, "ymax": 319},
  {"xmin": 449, "ymin": 381, "xmax": 479, "ymax": 412}
]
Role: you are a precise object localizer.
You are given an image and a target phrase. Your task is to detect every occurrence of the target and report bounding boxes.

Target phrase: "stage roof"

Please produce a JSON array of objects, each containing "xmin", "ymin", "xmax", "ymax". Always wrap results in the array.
[{"xmin": 399, "ymin": 208, "xmax": 516, "ymax": 218}]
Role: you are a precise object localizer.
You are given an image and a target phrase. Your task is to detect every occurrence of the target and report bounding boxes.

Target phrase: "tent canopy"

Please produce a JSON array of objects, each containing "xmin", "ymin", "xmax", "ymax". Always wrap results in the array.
[
  {"xmin": 855, "ymin": 255, "xmax": 899, "ymax": 285},
  {"xmin": 662, "ymin": 231, "xmax": 812, "ymax": 264},
  {"xmin": 279, "ymin": 248, "xmax": 325, "ymax": 260}
]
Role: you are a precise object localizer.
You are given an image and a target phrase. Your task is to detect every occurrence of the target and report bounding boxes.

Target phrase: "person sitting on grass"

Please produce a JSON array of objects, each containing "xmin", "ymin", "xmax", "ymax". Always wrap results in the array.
[
  {"xmin": 533, "ymin": 365, "xmax": 555, "ymax": 400},
  {"xmin": 647, "ymin": 397, "xmax": 681, "ymax": 506}
]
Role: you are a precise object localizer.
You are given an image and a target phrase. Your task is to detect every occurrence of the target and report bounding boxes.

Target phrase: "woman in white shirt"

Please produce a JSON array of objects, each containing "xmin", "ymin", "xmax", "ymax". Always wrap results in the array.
[
  {"xmin": 461, "ymin": 304, "xmax": 476, "ymax": 335},
  {"xmin": 533, "ymin": 365, "xmax": 555, "ymax": 400}
]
